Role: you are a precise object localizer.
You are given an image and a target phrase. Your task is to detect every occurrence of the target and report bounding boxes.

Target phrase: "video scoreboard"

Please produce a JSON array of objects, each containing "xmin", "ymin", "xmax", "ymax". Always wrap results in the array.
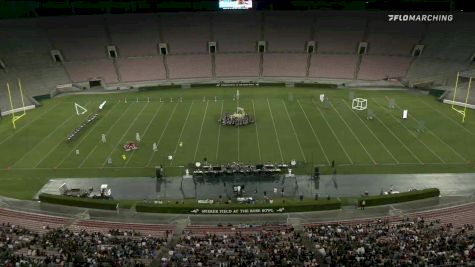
[{"xmin": 219, "ymin": 0, "xmax": 252, "ymax": 10}]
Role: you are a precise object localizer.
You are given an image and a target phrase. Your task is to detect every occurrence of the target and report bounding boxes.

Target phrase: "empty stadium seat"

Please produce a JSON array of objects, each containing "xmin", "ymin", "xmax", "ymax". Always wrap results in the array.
[
  {"xmin": 167, "ymin": 54, "xmax": 212, "ymax": 79},
  {"xmin": 215, "ymin": 53, "xmax": 260, "ymax": 77},
  {"xmin": 117, "ymin": 57, "xmax": 166, "ymax": 82},
  {"xmin": 213, "ymin": 12, "xmax": 261, "ymax": 53},
  {"xmin": 262, "ymin": 53, "xmax": 307, "ymax": 77}
]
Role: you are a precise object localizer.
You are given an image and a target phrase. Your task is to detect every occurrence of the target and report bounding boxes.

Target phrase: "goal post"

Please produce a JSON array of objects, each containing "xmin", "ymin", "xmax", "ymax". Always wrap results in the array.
[
  {"xmin": 6, "ymin": 79, "xmax": 27, "ymax": 129},
  {"xmin": 450, "ymin": 71, "xmax": 473, "ymax": 123}
]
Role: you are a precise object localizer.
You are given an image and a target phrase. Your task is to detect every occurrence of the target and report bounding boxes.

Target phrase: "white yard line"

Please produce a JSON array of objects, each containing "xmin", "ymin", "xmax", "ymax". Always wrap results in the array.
[
  {"xmin": 394, "ymin": 103, "xmax": 468, "ymax": 162},
  {"xmin": 11, "ymin": 160, "xmax": 469, "ymax": 171},
  {"xmin": 251, "ymin": 99, "xmax": 262, "ymax": 162},
  {"xmin": 102, "ymin": 102, "xmax": 149, "ymax": 166},
  {"xmin": 330, "ymin": 102, "xmax": 376, "ymax": 164},
  {"xmin": 296, "ymin": 100, "xmax": 330, "ymax": 165},
  {"xmin": 369, "ymin": 101, "xmax": 423, "ymax": 164},
  {"xmin": 427, "ymin": 129, "xmax": 468, "ymax": 162},
  {"xmin": 169, "ymin": 101, "xmax": 194, "ymax": 167},
  {"xmin": 125, "ymin": 103, "xmax": 164, "ymax": 166},
  {"xmin": 215, "ymin": 101, "xmax": 224, "ymax": 162},
  {"xmin": 311, "ymin": 99, "xmax": 353, "ymax": 165},
  {"xmin": 27, "ymin": 101, "xmax": 92, "ymax": 168},
  {"xmin": 146, "ymin": 102, "xmax": 180, "ymax": 166},
  {"xmin": 78, "ymin": 103, "xmax": 133, "ymax": 168},
  {"xmin": 282, "ymin": 100, "xmax": 307, "ymax": 162},
  {"xmin": 373, "ymin": 100, "xmax": 445, "ymax": 163},
  {"xmin": 266, "ymin": 98, "xmax": 284, "ymax": 163},
  {"xmin": 339, "ymin": 161, "xmax": 469, "ymax": 167},
  {"xmin": 341, "ymin": 99, "xmax": 399, "ymax": 164},
  {"xmin": 421, "ymin": 101, "xmax": 475, "ymax": 137},
  {"xmin": 56, "ymin": 101, "xmax": 120, "ymax": 168},
  {"xmin": 193, "ymin": 100, "xmax": 209, "ymax": 162},
  {"xmin": 0, "ymin": 102, "xmax": 62, "ymax": 146}
]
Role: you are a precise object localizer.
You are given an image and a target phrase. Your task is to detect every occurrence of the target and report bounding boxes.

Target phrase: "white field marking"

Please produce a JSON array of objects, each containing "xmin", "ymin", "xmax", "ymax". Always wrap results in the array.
[
  {"xmin": 0, "ymin": 102, "xmax": 62, "ymax": 147},
  {"xmin": 251, "ymin": 99, "xmax": 262, "ymax": 161},
  {"xmin": 28, "ymin": 101, "xmax": 92, "ymax": 168},
  {"xmin": 10, "ymin": 160, "xmax": 469, "ymax": 171},
  {"xmin": 421, "ymin": 101, "xmax": 475, "ymax": 137},
  {"xmin": 282, "ymin": 100, "xmax": 307, "ymax": 162},
  {"xmin": 372, "ymin": 100, "xmax": 445, "ymax": 163},
  {"xmin": 394, "ymin": 103, "xmax": 468, "ymax": 162},
  {"xmin": 78, "ymin": 103, "xmax": 133, "ymax": 168},
  {"xmin": 311, "ymin": 99, "xmax": 353, "ymax": 165},
  {"xmin": 266, "ymin": 98, "xmax": 284, "ymax": 163},
  {"xmin": 338, "ymin": 161, "xmax": 468, "ymax": 167},
  {"xmin": 193, "ymin": 100, "xmax": 209, "ymax": 162},
  {"xmin": 341, "ymin": 99, "xmax": 399, "ymax": 164},
  {"xmin": 169, "ymin": 100, "xmax": 195, "ymax": 167},
  {"xmin": 329, "ymin": 101, "xmax": 376, "ymax": 164},
  {"xmin": 296, "ymin": 100, "xmax": 330, "ymax": 165},
  {"xmin": 103, "ymin": 102, "xmax": 149, "ymax": 166},
  {"xmin": 215, "ymin": 101, "xmax": 224, "ymax": 162},
  {"xmin": 369, "ymin": 100, "xmax": 423, "ymax": 164},
  {"xmin": 56, "ymin": 101, "xmax": 120, "ymax": 168},
  {"xmin": 146, "ymin": 102, "xmax": 180, "ymax": 166},
  {"xmin": 125, "ymin": 102, "xmax": 164, "ymax": 166}
]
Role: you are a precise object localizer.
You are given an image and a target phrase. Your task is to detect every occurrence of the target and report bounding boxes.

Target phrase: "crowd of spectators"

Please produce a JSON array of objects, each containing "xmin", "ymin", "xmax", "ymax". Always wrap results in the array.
[
  {"xmin": 164, "ymin": 228, "xmax": 318, "ymax": 266},
  {"xmin": 2, "ymin": 216, "xmax": 474, "ymax": 266},
  {"xmin": 0, "ymin": 222, "xmax": 164, "ymax": 267},
  {"xmin": 306, "ymin": 217, "xmax": 475, "ymax": 266}
]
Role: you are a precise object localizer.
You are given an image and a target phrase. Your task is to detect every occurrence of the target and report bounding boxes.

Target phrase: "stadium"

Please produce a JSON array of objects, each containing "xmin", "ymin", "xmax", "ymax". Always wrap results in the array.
[{"xmin": 0, "ymin": 0, "xmax": 474, "ymax": 266}]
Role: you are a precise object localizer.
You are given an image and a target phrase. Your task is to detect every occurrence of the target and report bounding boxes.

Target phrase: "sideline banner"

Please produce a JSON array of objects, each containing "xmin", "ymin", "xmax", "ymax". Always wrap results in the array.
[
  {"xmin": 216, "ymin": 81, "xmax": 259, "ymax": 87},
  {"xmin": 191, "ymin": 207, "xmax": 285, "ymax": 214}
]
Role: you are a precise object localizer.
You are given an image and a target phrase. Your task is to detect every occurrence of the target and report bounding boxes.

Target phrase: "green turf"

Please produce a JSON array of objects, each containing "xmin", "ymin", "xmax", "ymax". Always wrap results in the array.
[{"xmin": 1, "ymin": 86, "xmax": 475, "ymax": 200}]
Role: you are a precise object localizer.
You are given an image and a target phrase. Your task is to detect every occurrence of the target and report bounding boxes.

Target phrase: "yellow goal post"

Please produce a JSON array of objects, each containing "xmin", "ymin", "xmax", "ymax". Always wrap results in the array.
[
  {"xmin": 6, "ymin": 79, "xmax": 27, "ymax": 129},
  {"xmin": 450, "ymin": 71, "xmax": 474, "ymax": 123}
]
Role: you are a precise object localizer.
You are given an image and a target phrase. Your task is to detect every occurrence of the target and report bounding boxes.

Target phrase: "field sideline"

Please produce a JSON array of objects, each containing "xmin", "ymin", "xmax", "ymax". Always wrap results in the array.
[{"xmin": 0, "ymin": 86, "xmax": 474, "ymax": 199}]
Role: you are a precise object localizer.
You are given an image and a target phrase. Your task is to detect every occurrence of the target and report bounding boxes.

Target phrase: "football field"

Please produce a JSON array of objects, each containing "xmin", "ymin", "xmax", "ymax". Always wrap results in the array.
[{"xmin": 1, "ymin": 86, "xmax": 474, "ymax": 199}]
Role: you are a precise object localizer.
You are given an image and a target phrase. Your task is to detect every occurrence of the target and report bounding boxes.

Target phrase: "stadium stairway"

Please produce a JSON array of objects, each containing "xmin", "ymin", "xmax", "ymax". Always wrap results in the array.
[{"xmin": 152, "ymin": 217, "xmax": 190, "ymax": 265}]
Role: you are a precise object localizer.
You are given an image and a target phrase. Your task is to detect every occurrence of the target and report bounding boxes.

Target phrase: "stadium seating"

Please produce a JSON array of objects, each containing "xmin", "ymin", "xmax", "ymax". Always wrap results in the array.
[
  {"xmin": 420, "ymin": 15, "xmax": 475, "ymax": 61},
  {"xmin": 0, "ymin": 19, "xmax": 70, "ymax": 99},
  {"xmin": 213, "ymin": 12, "xmax": 261, "ymax": 53},
  {"xmin": 39, "ymin": 16, "xmax": 109, "ymax": 61},
  {"xmin": 0, "ymin": 66, "xmax": 70, "ymax": 97},
  {"xmin": 183, "ymin": 224, "xmax": 291, "ymax": 236},
  {"xmin": 117, "ymin": 57, "xmax": 166, "ymax": 82},
  {"xmin": 309, "ymin": 54, "xmax": 358, "ymax": 79},
  {"xmin": 262, "ymin": 53, "xmax": 307, "ymax": 77},
  {"xmin": 405, "ymin": 58, "xmax": 471, "ymax": 85},
  {"xmin": 1, "ymin": 201, "xmax": 474, "ymax": 266},
  {"xmin": 264, "ymin": 11, "xmax": 313, "ymax": 52},
  {"xmin": 215, "ymin": 53, "xmax": 260, "ymax": 77},
  {"xmin": 0, "ymin": 208, "xmax": 174, "ymax": 237},
  {"xmin": 63, "ymin": 59, "xmax": 118, "ymax": 84},
  {"xmin": 358, "ymin": 55, "xmax": 412, "ymax": 80},
  {"xmin": 107, "ymin": 14, "xmax": 161, "ymax": 57},
  {"xmin": 0, "ymin": 20, "xmax": 55, "ymax": 68},
  {"xmin": 167, "ymin": 54, "xmax": 212, "ymax": 79},
  {"xmin": 366, "ymin": 18, "xmax": 424, "ymax": 56},
  {"xmin": 366, "ymin": 33, "xmax": 421, "ymax": 56},
  {"xmin": 0, "ymin": 11, "xmax": 474, "ymax": 97},
  {"xmin": 0, "ymin": 208, "xmax": 69, "ymax": 233},
  {"xmin": 161, "ymin": 13, "xmax": 211, "ymax": 54},
  {"xmin": 314, "ymin": 12, "xmax": 366, "ymax": 54}
]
